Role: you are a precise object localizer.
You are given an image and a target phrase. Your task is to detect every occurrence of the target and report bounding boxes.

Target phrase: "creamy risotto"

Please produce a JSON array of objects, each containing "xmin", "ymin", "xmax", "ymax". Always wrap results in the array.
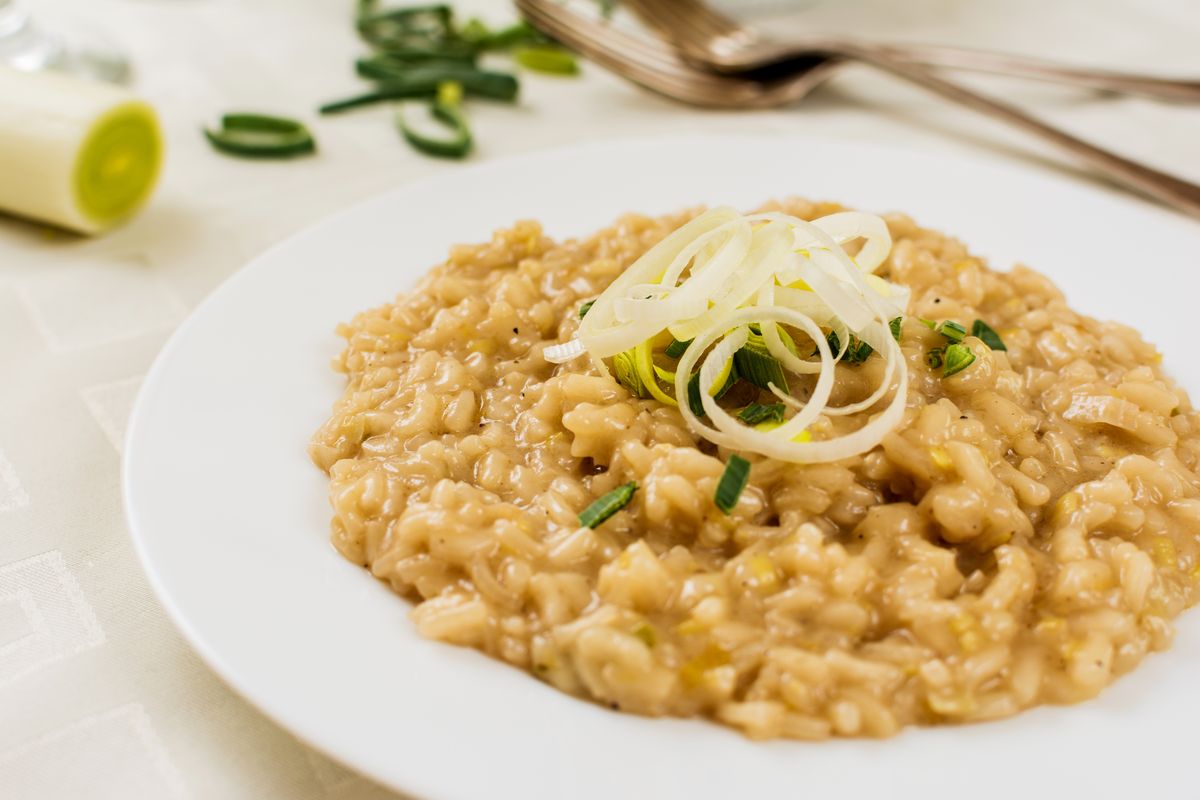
[{"xmin": 309, "ymin": 200, "xmax": 1200, "ymax": 739}]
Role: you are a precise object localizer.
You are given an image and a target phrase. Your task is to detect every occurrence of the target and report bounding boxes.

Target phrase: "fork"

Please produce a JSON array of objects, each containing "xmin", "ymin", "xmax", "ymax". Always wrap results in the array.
[
  {"xmin": 517, "ymin": 0, "xmax": 1200, "ymax": 220},
  {"xmin": 628, "ymin": 0, "xmax": 1200, "ymax": 102}
]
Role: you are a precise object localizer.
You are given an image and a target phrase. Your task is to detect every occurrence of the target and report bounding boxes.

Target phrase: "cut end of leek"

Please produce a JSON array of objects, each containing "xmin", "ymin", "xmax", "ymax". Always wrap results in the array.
[{"xmin": 73, "ymin": 101, "xmax": 163, "ymax": 229}]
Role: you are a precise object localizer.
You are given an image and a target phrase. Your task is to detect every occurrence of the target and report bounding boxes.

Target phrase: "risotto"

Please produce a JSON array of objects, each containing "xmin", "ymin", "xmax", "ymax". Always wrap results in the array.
[{"xmin": 309, "ymin": 200, "xmax": 1200, "ymax": 739}]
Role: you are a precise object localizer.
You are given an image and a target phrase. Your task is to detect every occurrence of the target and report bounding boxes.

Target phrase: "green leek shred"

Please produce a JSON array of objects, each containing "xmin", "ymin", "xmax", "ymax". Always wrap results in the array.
[
  {"xmin": 578, "ymin": 481, "xmax": 638, "ymax": 528},
  {"xmin": 714, "ymin": 455, "xmax": 751, "ymax": 515}
]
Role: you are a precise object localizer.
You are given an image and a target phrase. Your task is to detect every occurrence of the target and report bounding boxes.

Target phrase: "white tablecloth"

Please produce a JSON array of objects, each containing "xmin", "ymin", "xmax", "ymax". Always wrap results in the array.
[{"xmin": 1, "ymin": 0, "xmax": 1197, "ymax": 797}]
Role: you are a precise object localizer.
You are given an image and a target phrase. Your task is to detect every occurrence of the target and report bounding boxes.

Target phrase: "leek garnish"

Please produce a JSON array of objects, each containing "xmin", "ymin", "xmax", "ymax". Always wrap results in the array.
[
  {"xmin": 737, "ymin": 403, "xmax": 785, "ymax": 426},
  {"xmin": 735, "ymin": 333, "xmax": 788, "ymax": 391},
  {"xmin": 971, "ymin": 319, "xmax": 1007, "ymax": 351},
  {"xmin": 714, "ymin": 455, "xmax": 751, "ymax": 514},
  {"xmin": 204, "ymin": 114, "xmax": 316, "ymax": 158},
  {"xmin": 665, "ymin": 338, "xmax": 692, "ymax": 359},
  {"xmin": 937, "ymin": 320, "xmax": 967, "ymax": 343},
  {"xmin": 578, "ymin": 299, "xmax": 595, "ymax": 318},
  {"xmin": 612, "ymin": 350, "xmax": 648, "ymax": 398},
  {"xmin": 547, "ymin": 208, "xmax": 912, "ymax": 464},
  {"xmin": 578, "ymin": 482, "xmax": 638, "ymax": 528},
  {"xmin": 396, "ymin": 81, "xmax": 472, "ymax": 158},
  {"xmin": 925, "ymin": 347, "xmax": 945, "ymax": 369},
  {"xmin": 942, "ymin": 344, "xmax": 976, "ymax": 377},
  {"xmin": 633, "ymin": 340, "xmax": 676, "ymax": 406}
]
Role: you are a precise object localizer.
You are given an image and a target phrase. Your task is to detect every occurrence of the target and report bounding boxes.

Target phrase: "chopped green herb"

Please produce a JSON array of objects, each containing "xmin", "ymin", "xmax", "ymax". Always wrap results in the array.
[
  {"xmin": 937, "ymin": 320, "xmax": 967, "ymax": 342},
  {"xmin": 925, "ymin": 347, "xmax": 945, "ymax": 369},
  {"xmin": 578, "ymin": 481, "xmax": 638, "ymax": 528},
  {"xmin": 613, "ymin": 350, "xmax": 648, "ymax": 398},
  {"xmin": 971, "ymin": 319, "xmax": 1007, "ymax": 351},
  {"xmin": 843, "ymin": 337, "xmax": 874, "ymax": 364},
  {"xmin": 943, "ymin": 343, "xmax": 976, "ymax": 377},
  {"xmin": 918, "ymin": 318, "xmax": 937, "ymax": 330},
  {"xmin": 822, "ymin": 330, "xmax": 873, "ymax": 364},
  {"xmin": 396, "ymin": 81, "xmax": 472, "ymax": 158},
  {"xmin": 714, "ymin": 455, "xmax": 751, "ymax": 515},
  {"xmin": 514, "ymin": 46, "xmax": 579, "ymax": 75},
  {"xmin": 890, "ymin": 316, "xmax": 903, "ymax": 342},
  {"xmin": 736, "ymin": 334, "xmax": 787, "ymax": 391},
  {"xmin": 319, "ymin": 65, "xmax": 518, "ymax": 114},
  {"xmin": 665, "ymin": 338, "xmax": 692, "ymax": 359},
  {"xmin": 578, "ymin": 299, "xmax": 595, "ymax": 318},
  {"xmin": 737, "ymin": 403, "xmax": 786, "ymax": 426},
  {"xmin": 203, "ymin": 113, "xmax": 316, "ymax": 158}
]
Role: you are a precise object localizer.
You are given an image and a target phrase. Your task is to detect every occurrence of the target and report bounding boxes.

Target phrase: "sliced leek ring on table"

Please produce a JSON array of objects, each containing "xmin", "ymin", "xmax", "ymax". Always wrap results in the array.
[
  {"xmin": 0, "ymin": 66, "xmax": 162, "ymax": 234},
  {"xmin": 544, "ymin": 207, "xmax": 910, "ymax": 464}
]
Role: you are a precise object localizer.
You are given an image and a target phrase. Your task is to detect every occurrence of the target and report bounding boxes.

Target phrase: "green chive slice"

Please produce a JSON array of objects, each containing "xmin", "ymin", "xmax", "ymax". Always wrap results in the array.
[
  {"xmin": 737, "ymin": 403, "xmax": 785, "ymax": 426},
  {"xmin": 971, "ymin": 319, "xmax": 1007, "ymax": 351},
  {"xmin": 579, "ymin": 481, "xmax": 638, "ymax": 528},
  {"xmin": 203, "ymin": 113, "xmax": 316, "ymax": 159},
  {"xmin": 943, "ymin": 343, "xmax": 976, "ymax": 377},
  {"xmin": 396, "ymin": 81, "xmax": 473, "ymax": 158},
  {"xmin": 937, "ymin": 320, "xmax": 967, "ymax": 342},
  {"xmin": 735, "ymin": 334, "xmax": 787, "ymax": 391},
  {"xmin": 925, "ymin": 347, "xmax": 945, "ymax": 369},
  {"xmin": 665, "ymin": 338, "xmax": 692, "ymax": 359},
  {"xmin": 578, "ymin": 299, "xmax": 595, "ymax": 318},
  {"xmin": 889, "ymin": 317, "xmax": 903, "ymax": 342},
  {"xmin": 714, "ymin": 455, "xmax": 751, "ymax": 515}
]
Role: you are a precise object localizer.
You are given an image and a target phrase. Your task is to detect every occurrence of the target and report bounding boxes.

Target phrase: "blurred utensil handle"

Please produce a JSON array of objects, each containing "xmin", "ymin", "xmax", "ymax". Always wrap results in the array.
[
  {"xmin": 879, "ymin": 42, "xmax": 1200, "ymax": 103},
  {"xmin": 834, "ymin": 41, "xmax": 1200, "ymax": 219}
]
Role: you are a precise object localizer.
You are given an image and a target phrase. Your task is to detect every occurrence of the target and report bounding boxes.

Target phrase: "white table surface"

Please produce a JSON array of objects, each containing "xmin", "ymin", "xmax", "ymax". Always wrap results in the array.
[{"xmin": 0, "ymin": 0, "xmax": 1197, "ymax": 797}]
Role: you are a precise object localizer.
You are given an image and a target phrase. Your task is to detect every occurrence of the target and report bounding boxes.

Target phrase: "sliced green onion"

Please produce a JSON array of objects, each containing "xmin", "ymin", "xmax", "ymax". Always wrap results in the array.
[
  {"xmin": 319, "ymin": 66, "xmax": 518, "ymax": 114},
  {"xmin": 203, "ymin": 113, "xmax": 316, "ymax": 158},
  {"xmin": 925, "ymin": 347, "xmax": 945, "ymax": 369},
  {"xmin": 514, "ymin": 46, "xmax": 579, "ymax": 75},
  {"xmin": 823, "ymin": 330, "xmax": 873, "ymax": 364},
  {"xmin": 737, "ymin": 402, "xmax": 785, "ymax": 426},
  {"xmin": 918, "ymin": 318, "xmax": 937, "ymax": 330},
  {"xmin": 665, "ymin": 338, "xmax": 691, "ymax": 359},
  {"xmin": 943, "ymin": 343, "xmax": 976, "ymax": 377},
  {"xmin": 396, "ymin": 82, "xmax": 472, "ymax": 158},
  {"xmin": 356, "ymin": 54, "xmax": 475, "ymax": 82},
  {"xmin": 578, "ymin": 299, "xmax": 595, "ymax": 318},
  {"xmin": 578, "ymin": 481, "xmax": 638, "ymax": 528},
  {"xmin": 735, "ymin": 334, "xmax": 787, "ymax": 391},
  {"xmin": 714, "ymin": 455, "xmax": 751, "ymax": 515},
  {"xmin": 613, "ymin": 349, "xmax": 648, "ymax": 398},
  {"xmin": 937, "ymin": 320, "xmax": 967, "ymax": 342},
  {"xmin": 971, "ymin": 319, "xmax": 1007, "ymax": 351},
  {"xmin": 843, "ymin": 337, "xmax": 874, "ymax": 365},
  {"xmin": 890, "ymin": 316, "xmax": 903, "ymax": 341}
]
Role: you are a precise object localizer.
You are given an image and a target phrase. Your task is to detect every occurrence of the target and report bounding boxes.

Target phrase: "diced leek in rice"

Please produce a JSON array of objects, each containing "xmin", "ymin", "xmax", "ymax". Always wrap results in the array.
[{"xmin": 544, "ymin": 208, "xmax": 910, "ymax": 463}]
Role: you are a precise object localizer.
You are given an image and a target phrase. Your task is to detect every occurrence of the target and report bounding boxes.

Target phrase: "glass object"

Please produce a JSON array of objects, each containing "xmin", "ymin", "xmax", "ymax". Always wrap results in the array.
[{"xmin": 0, "ymin": 0, "xmax": 128, "ymax": 82}]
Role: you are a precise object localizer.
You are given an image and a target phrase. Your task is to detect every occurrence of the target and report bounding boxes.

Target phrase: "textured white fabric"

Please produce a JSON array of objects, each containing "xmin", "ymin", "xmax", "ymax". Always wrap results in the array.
[{"xmin": 0, "ymin": 0, "xmax": 1197, "ymax": 797}]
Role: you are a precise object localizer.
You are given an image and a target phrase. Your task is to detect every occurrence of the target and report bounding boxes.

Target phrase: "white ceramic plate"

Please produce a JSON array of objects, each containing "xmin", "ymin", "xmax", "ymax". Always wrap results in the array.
[{"xmin": 125, "ymin": 135, "xmax": 1200, "ymax": 800}]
